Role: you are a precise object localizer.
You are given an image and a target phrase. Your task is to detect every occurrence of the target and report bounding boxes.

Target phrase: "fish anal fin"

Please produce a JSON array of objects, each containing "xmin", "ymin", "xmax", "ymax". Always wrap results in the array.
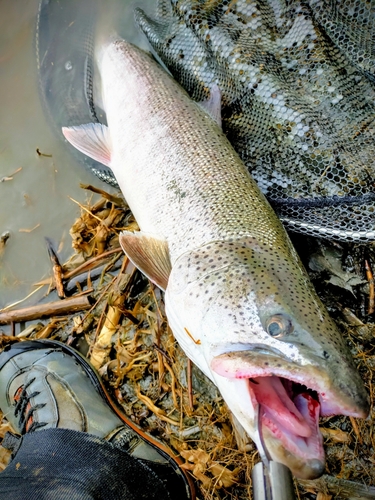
[
  {"xmin": 119, "ymin": 231, "xmax": 171, "ymax": 291},
  {"xmin": 62, "ymin": 123, "xmax": 112, "ymax": 167},
  {"xmin": 198, "ymin": 84, "xmax": 222, "ymax": 128}
]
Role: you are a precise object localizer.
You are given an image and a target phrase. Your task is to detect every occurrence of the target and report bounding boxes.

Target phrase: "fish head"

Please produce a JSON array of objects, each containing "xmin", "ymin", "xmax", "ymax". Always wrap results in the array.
[{"xmin": 166, "ymin": 238, "xmax": 369, "ymax": 479}]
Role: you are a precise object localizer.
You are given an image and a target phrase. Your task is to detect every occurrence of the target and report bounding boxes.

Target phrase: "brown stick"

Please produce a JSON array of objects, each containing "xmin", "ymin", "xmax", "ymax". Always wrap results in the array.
[
  {"xmin": 89, "ymin": 267, "xmax": 132, "ymax": 368},
  {"xmin": 136, "ymin": 386, "xmax": 179, "ymax": 425},
  {"xmin": 365, "ymin": 259, "xmax": 375, "ymax": 315},
  {"xmin": 187, "ymin": 359, "xmax": 194, "ymax": 411},
  {"xmin": 298, "ymin": 475, "xmax": 375, "ymax": 499},
  {"xmin": 163, "ymin": 359, "xmax": 179, "ymax": 409},
  {"xmin": 0, "ymin": 334, "xmax": 19, "ymax": 345},
  {"xmin": 152, "ymin": 343, "xmax": 172, "ymax": 364},
  {"xmin": 63, "ymin": 247, "xmax": 123, "ymax": 280},
  {"xmin": 45, "ymin": 238, "xmax": 65, "ymax": 299},
  {"xmin": 349, "ymin": 416, "xmax": 363, "ymax": 444},
  {"xmin": 0, "ymin": 296, "xmax": 92, "ymax": 324},
  {"xmin": 90, "ymin": 303, "xmax": 122, "ymax": 369},
  {"xmin": 341, "ymin": 307, "xmax": 364, "ymax": 326},
  {"xmin": 35, "ymin": 319, "xmax": 63, "ymax": 339},
  {"xmin": 80, "ymin": 184, "xmax": 126, "ymax": 207},
  {"xmin": 0, "ymin": 231, "xmax": 10, "ymax": 256}
]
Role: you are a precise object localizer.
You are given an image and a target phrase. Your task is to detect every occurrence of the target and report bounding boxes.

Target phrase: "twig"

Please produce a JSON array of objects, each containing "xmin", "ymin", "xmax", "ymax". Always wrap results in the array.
[
  {"xmin": 298, "ymin": 475, "xmax": 375, "ymax": 499},
  {"xmin": 0, "ymin": 295, "xmax": 93, "ymax": 324},
  {"xmin": 349, "ymin": 416, "xmax": 363, "ymax": 444},
  {"xmin": 45, "ymin": 237, "xmax": 65, "ymax": 299},
  {"xmin": 80, "ymin": 184, "xmax": 126, "ymax": 207},
  {"xmin": 341, "ymin": 307, "xmax": 365, "ymax": 326},
  {"xmin": 90, "ymin": 302, "xmax": 122, "ymax": 369},
  {"xmin": 136, "ymin": 387, "xmax": 179, "ymax": 425},
  {"xmin": 65, "ymin": 259, "xmax": 122, "ymax": 294},
  {"xmin": 73, "ymin": 288, "xmax": 94, "ymax": 297},
  {"xmin": 0, "ymin": 285, "xmax": 46, "ymax": 312},
  {"xmin": 120, "ymin": 309, "xmax": 141, "ymax": 325},
  {"xmin": 163, "ymin": 359, "xmax": 179, "ymax": 409},
  {"xmin": 184, "ymin": 327, "xmax": 201, "ymax": 345},
  {"xmin": 19, "ymin": 223, "xmax": 40, "ymax": 233},
  {"xmin": 63, "ymin": 247, "xmax": 122, "ymax": 280},
  {"xmin": 152, "ymin": 343, "xmax": 173, "ymax": 364},
  {"xmin": 0, "ymin": 167, "xmax": 22, "ymax": 183},
  {"xmin": 68, "ymin": 196, "xmax": 102, "ymax": 222},
  {"xmin": 187, "ymin": 359, "xmax": 194, "ymax": 411},
  {"xmin": 36, "ymin": 148, "xmax": 52, "ymax": 157},
  {"xmin": 35, "ymin": 319, "xmax": 62, "ymax": 339},
  {"xmin": 87, "ymin": 300, "xmax": 108, "ymax": 359},
  {"xmin": 80, "ymin": 278, "xmax": 116, "ymax": 328},
  {"xmin": 365, "ymin": 259, "xmax": 375, "ymax": 315},
  {"xmin": 89, "ymin": 264, "xmax": 131, "ymax": 368}
]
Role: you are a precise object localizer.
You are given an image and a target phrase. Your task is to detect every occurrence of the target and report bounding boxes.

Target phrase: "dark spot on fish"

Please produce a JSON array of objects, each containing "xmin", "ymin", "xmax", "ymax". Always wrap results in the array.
[{"xmin": 166, "ymin": 35, "xmax": 176, "ymax": 48}]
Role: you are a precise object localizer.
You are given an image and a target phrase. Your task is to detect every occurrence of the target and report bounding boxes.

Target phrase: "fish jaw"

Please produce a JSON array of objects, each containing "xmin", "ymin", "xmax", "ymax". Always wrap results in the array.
[
  {"xmin": 210, "ymin": 373, "xmax": 325, "ymax": 479},
  {"xmin": 210, "ymin": 347, "xmax": 369, "ymax": 478},
  {"xmin": 208, "ymin": 341, "xmax": 368, "ymax": 479}
]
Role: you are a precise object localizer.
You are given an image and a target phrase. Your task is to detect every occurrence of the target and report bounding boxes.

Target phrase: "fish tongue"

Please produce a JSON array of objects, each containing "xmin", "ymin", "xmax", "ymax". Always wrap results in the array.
[
  {"xmin": 294, "ymin": 392, "xmax": 321, "ymax": 430},
  {"xmin": 249, "ymin": 377, "xmax": 312, "ymax": 438}
]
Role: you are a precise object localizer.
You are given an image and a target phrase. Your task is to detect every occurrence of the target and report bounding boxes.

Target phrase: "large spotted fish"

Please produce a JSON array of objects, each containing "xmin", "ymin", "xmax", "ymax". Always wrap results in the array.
[{"xmin": 62, "ymin": 39, "xmax": 369, "ymax": 479}]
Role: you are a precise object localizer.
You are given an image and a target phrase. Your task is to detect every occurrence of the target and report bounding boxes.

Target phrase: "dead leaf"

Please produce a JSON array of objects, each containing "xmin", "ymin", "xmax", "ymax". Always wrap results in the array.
[
  {"xmin": 320, "ymin": 427, "xmax": 351, "ymax": 443},
  {"xmin": 210, "ymin": 463, "xmax": 240, "ymax": 488}
]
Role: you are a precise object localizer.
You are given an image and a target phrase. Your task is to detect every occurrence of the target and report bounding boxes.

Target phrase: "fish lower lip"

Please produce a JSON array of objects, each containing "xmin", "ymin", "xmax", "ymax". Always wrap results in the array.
[{"xmin": 211, "ymin": 351, "xmax": 328, "ymax": 477}]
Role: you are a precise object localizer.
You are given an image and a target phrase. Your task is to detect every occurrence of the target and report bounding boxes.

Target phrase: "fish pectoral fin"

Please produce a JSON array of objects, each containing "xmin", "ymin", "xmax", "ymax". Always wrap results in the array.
[
  {"xmin": 119, "ymin": 231, "xmax": 171, "ymax": 291},
  {"xmin": 62, "ymin": 123, "xmax": 112, "ymax": 167},
  {"xmin": 198, "ymin": 84, "xmax": 222, "ymax": 128}
]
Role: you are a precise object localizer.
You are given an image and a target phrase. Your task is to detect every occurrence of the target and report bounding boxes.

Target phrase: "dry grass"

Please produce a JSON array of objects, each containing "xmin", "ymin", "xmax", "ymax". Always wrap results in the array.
[{"xmin": 0, "ymin": 188, "xmax": 374, "ymax": 499}]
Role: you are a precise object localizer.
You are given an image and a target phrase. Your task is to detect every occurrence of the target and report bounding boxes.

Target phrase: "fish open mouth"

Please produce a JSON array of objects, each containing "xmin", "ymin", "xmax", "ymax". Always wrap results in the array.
[
  {"xmin": 211, "ymin": 348, "xmax": 368, "ymax": 478},
  {"xmin": 249, "ymin": 375, "xmax": 324, "ymax": 473}
]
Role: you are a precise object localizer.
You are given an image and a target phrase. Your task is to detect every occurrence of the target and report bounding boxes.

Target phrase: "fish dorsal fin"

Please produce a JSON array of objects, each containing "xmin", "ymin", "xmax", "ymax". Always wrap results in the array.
[
  {"xmin": 198, "ymin": 84, "xmax": 222, "ymax": 128},
  {"xmin": 62, "ymin": 123, "xmax": 112, "ymax": 167},
  {"xmin": 119, "ymin": 231, "xmax": 172, "ymax": 291}
]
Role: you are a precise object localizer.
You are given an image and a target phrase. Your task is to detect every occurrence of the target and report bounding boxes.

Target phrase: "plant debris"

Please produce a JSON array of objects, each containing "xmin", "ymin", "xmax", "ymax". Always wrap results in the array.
[
  {"xmin": 0, "ymin": 232, "xmax": 10, "ymax": 257},
  {"xmin": 0, "ymin": 185, "xmax": 375, "ymax": 499}
]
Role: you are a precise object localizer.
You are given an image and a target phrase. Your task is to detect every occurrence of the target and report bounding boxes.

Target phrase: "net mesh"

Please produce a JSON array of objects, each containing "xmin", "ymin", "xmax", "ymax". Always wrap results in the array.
[{"xmin": 135, "ymin": 0, "xmax": 375, "ymax": 242}]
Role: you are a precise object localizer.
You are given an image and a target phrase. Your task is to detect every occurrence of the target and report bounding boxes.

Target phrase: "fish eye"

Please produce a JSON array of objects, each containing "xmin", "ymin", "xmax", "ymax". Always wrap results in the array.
[{"xmin": 265, "ymin": 314, "xmax": 293, "ymax": 338}]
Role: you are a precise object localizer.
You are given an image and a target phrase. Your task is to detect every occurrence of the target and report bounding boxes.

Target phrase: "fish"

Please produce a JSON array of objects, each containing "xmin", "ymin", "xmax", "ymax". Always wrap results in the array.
[
  {"xmin": 62, "ymin": 39, "xmax": 369, "ymax": 479},
  {"xmin": 134, "ymin": 0, "xmax": 375, "ymax": 242}
]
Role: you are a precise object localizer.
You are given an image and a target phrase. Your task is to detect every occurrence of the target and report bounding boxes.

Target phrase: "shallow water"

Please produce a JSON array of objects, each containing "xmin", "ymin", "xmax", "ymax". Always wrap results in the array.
[{"xmin": 0, "ymin": 0, "xmax": 151, "ymax": 310}]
